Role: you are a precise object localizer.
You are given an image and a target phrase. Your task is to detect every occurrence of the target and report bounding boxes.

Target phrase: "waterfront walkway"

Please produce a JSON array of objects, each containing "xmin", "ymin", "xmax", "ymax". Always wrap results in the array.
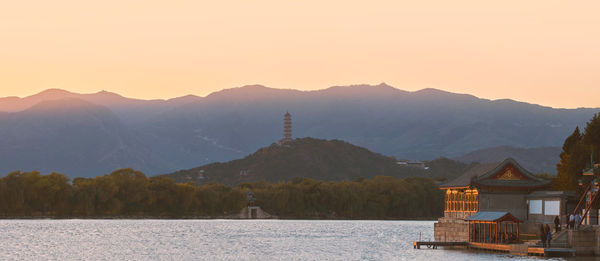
[
  {"xmin": 413, "ymin": 241, "xmax": 575, "ymax": 257},
  {"xmin": 413, "ymin": 241, "xmax": 468, "ymax": 249}
]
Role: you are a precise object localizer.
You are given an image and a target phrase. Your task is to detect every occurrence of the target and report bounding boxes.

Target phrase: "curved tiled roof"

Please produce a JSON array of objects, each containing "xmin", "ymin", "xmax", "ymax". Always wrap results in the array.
[
  {"xmin": 440, "ymin": 162, "xmax": 500, "ymax": 188},
  {"xmin": 440, "ymin": 158, "xmax": 551, "ymax": 189},
  {"xmin": 467, "ymin": 211, "xmax": 522, "ymax": 223}
]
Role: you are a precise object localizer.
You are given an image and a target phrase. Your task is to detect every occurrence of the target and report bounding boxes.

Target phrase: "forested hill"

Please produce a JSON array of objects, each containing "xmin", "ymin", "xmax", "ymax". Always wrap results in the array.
[{"xmin": 163, "ymin": 138, "xmax": 470, "ymax": 185}]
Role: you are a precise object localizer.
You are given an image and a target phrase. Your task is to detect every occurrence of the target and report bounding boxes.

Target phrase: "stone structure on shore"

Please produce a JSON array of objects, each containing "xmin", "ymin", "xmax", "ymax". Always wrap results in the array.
[{"xmin": 238, "ymin": 190, "xmax": 275, "ymax": 219}]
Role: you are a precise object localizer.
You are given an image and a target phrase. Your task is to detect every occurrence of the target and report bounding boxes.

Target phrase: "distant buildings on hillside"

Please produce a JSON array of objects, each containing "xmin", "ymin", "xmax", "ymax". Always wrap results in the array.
[
  {"xmin": 397, "ymin": 160, "xmax": 429, "ymax": 170},
  {"xmin": 239, "ymin": 169, "xmax": 250, "ymax": 177}
]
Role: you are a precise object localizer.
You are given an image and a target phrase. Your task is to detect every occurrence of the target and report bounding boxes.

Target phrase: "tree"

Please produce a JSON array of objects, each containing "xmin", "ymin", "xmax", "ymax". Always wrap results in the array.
[
  {"xmin": 109, "ymin": 169, "xmax": 149, "ymax": 215},
  {"xmin": 147, "ymin": 176, "xmax": 178, "ymax": 216},
  {"xmin": 555, "ymin": 127, "xmax": 583, "ymax": 190},
  {"xmin": 72, "ymin": 177, "xmax": 97, "ymax": 216},
  {"xmin": 583, "ymin": 113, "xmax": 600, "ymax": 161}
]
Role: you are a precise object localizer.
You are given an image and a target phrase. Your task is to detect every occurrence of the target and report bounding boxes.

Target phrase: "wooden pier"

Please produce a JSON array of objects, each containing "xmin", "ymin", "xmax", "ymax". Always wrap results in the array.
[
  {"xmin": 413, "ymin": 241, "xmax": 468, "ymax": 249},
  {"xmin": 544, "ymin": 248, "xmax": 576, "ymax": 257},
  {"xmin": 413, "ymin": 241, "xmax": 576, "ymax": 257}
]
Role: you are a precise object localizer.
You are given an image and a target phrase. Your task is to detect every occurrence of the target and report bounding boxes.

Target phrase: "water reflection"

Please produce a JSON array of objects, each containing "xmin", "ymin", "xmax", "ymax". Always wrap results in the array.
[{"xmin": 0, "ymin": 220, "xmax": 590, "ymax": 260}]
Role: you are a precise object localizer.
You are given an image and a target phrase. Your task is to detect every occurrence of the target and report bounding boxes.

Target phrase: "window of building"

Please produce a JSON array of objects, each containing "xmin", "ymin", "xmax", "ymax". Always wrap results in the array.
[
  {"xmin": 444, "ymin": 189, "xmax": 478, "ymax": 214},
  {"xmin": 544, "ymin": 200, "xmax": 560, "ymax": 216},
  {"xmin": 529, "ymin": 200, "xmax": 542, "ymax": 214}
]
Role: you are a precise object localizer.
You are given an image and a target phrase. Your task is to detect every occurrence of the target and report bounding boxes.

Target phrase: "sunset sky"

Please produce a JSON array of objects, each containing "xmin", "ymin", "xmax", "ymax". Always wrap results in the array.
[{"xmin": 1, "ymin": 1, "xmax": 599, "ymax": 108}]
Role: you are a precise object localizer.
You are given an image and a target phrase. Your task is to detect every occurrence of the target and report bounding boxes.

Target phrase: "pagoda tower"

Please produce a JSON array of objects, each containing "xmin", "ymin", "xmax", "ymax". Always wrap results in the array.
[{"xmin": 283, "ymin": 111, "xmax": 292, "ymax": 141}]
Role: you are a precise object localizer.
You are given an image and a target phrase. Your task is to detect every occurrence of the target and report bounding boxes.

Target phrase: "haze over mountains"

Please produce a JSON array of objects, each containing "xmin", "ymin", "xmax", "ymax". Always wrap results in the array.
[
  {"xmin": 453, "ymin": 146, "xmax": 561, "ymax": 174},
  {"xmin": 0, "ymin": 84, "xmax": 596, "ymax": 178}
]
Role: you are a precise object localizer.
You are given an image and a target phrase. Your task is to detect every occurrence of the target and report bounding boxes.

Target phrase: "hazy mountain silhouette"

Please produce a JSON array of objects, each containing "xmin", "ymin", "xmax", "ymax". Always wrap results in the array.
[
  {"xmin": 0, "ymin": 89, "xmax": 202, "ymax": 124},
  {"xmin": 141, "ymin": 83, "xmax": 596, "ymax": 168},
  {"xmin": 0, "ymin": 98, "xmax": 174, "ymax": 176},
  {"xmin": 0, "ymin": 84, "xmax": 596, "ymax": 178},
  {"xmin": 454, "ymin": 146, "xmax": 561, "ymax": 174}
]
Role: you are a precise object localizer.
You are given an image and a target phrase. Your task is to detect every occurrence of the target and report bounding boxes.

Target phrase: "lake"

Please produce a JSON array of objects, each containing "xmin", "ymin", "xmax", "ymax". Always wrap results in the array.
[{"xmin": 0, "ymin": 219, "xmax": 572, "ymax": 260}]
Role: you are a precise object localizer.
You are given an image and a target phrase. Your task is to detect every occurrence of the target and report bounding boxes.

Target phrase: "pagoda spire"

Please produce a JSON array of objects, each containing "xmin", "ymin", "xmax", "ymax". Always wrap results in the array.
[{"xmin": 283, "ymin": 111, "xmax": 292, "ymax": 141}]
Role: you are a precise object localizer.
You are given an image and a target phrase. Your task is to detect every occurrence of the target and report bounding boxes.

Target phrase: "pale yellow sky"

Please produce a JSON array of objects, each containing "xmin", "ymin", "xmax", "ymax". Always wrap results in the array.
[{"xmin": 1, "ymin": 1, "xmax": 599, "ymax": 108}]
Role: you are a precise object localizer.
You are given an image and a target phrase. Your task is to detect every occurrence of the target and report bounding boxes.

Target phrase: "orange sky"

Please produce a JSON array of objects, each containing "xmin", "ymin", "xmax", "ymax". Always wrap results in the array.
[{"xmin": 1, "ymin": 1, "xmax": 599, "ymax": 108}]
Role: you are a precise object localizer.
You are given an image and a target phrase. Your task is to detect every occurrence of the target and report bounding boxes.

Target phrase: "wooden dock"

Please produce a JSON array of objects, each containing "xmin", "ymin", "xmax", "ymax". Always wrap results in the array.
[
  {"xmin": 414, "ymin": 241, "xmax": 575, "ymax": 257},
  {"xmin": 413, "ymin": 241, "xmax": 468, "ymax": 249},
  {"xmin": 469, "ymin": 242, "xmax": 574, "ymax": 257},
  {"xmin": 544, "ymin": 248, "xmax": 576, "ymax": 257}
]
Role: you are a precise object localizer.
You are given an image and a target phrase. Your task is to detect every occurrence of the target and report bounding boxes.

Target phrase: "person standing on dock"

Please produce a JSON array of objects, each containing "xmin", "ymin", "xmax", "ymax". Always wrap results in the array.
[
  {"xmin": 554, "ymin": 216, "xmax": 560, "ymax": 233},
  {"xmin": 544, "ymin": 224, "xmax": 551, "ymax": 248},
  {"xmin": 575, "ymin": 213, "xmax": 582, "ymax": 230},
  {"xmin": 569, "ymin": 214, "xmax": 575, "ymax": 229},
  {"xmin": 540, "ymin": 224, "xmax": 547, "ymax": 248}
]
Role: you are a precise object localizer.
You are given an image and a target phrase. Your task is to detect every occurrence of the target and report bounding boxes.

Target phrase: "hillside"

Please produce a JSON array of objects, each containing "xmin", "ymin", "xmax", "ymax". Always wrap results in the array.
[
  {"xmin": 163, "ymin": 138, "xmax": 469, "ymax": 185},
  {"xmin": 454, "ymin": 146, "xmax": 561, "ymax": 174}
]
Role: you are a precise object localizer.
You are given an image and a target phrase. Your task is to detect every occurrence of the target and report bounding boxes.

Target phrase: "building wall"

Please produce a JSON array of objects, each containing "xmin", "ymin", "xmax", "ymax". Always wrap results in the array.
[
  {"xmin": 526, "ymin": 196, "xmax": 570, "ymax": 224},
  {"xmin": 564, "ymin": 226, "xmax": 600, "ymax": 256},
  {"xmin": 568, "ymin": 229, "xmax": 597, "ymax": 255},
  {"xmin": 478, "ymin": 192, "xmax": 529, "ymax": 221},
  {"xmin": 434, "ymin": 218, "xmax": 469, "ymax": 242}
]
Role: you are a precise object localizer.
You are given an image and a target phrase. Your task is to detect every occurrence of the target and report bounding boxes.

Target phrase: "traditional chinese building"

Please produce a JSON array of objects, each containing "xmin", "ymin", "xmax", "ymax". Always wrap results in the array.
[
  {"xmin": 428, "ymin": 158, "xmax": 600, "ymax": 256},
  {"xmin": 440, "ymin": 158, "xmax": 551, "ymax": 221},
  {"xmin": 435, "ymin": 158, "xmax": 558, "ymax": 242}
]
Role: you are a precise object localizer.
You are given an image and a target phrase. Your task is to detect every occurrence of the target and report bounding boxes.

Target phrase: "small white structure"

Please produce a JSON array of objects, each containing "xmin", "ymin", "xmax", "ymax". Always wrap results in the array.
[{"xmin": 239, "ymin": 206, "xmax": 274, "ymax": 219}]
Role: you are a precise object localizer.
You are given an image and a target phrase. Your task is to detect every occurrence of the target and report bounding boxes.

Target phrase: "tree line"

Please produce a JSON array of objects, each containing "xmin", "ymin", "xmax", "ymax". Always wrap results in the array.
[
  {"xmin": 554, "ymin": 112, "xmax": 600, "ymax": 191},
  {"xmin": 0, "ymin": 168, "xmax": 443, "ymax": 219},
  {"xmin": 240, "ymin": 176, "xmax": 443, "ymax": 219}
]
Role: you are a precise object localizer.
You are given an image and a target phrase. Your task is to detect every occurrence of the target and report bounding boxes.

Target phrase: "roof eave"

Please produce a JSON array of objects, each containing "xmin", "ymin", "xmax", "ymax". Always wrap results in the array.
[{"xmin": 439, "ymin": 185, "xmax": 470, "ymax": 190}]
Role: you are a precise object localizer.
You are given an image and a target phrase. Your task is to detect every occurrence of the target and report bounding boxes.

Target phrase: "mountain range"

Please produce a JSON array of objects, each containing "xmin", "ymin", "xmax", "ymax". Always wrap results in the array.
[{"xmin": 0, "ymin": 84, "xmax": 596, "ymax": 178}]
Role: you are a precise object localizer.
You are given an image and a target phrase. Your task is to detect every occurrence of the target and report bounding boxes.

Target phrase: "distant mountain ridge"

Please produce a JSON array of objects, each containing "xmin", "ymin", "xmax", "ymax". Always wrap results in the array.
[
  {"xmin": 0, "ymin": 84, "xmax": 596, "ymax": 178},
  {"xmin": 454, "ymin": 146, "xmax": 561, "ymax": 174},
  {"xmin": 0, "ymin": 88, "xmax": 202, "ymax": 111},
  {"xmin": 0, "ymin": 88, "xmax": 202, "ymax": 125},
  {"xmin": 0, "ymin": 98, "xmax": 174, "ymax": 177}
]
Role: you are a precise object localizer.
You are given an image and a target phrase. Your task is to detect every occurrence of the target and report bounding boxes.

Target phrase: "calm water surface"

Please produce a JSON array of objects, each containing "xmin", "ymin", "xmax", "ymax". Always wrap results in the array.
[{"xmin": 0, "ymin": 220, "xmax": 588, "ymax": 260}]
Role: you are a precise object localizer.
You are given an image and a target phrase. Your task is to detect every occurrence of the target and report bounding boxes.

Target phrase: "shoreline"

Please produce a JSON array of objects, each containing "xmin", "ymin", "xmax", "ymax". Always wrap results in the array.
[{"xmin": 0, "ymin": 216, "xmax": 438, "ymax": 221}]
